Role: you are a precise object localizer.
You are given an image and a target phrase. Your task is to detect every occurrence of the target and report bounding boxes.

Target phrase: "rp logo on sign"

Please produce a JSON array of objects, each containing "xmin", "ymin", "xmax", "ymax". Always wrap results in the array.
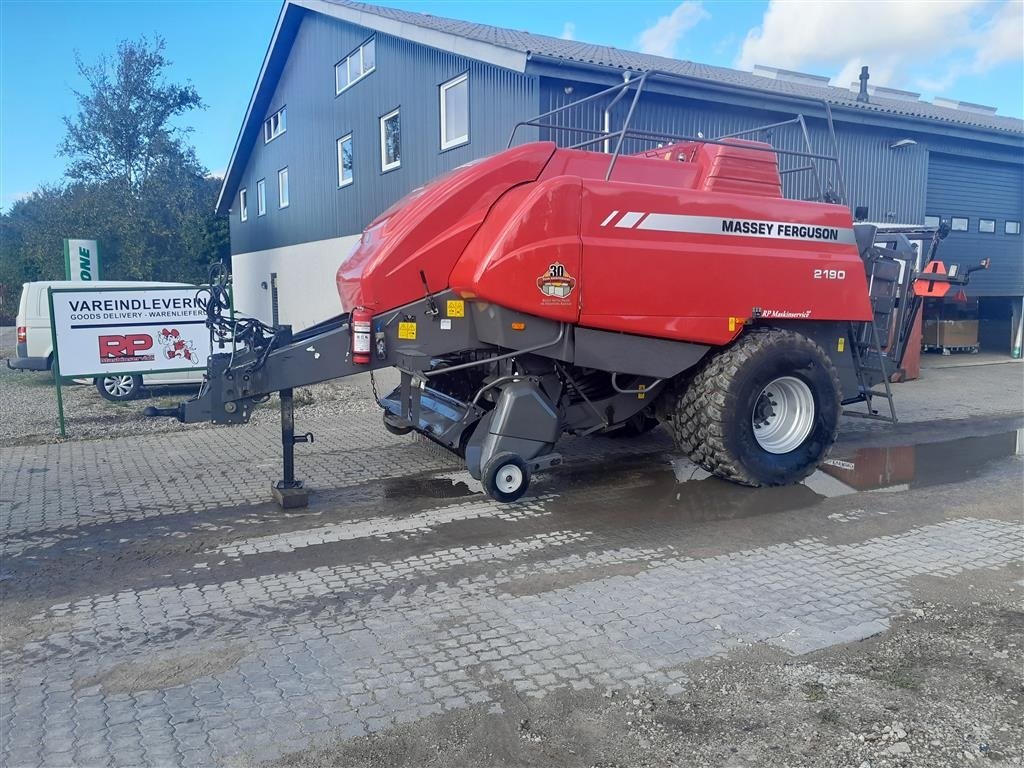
[{"xmin": 98, "ymin": 334, "xmax": 155, "ymax": 363}]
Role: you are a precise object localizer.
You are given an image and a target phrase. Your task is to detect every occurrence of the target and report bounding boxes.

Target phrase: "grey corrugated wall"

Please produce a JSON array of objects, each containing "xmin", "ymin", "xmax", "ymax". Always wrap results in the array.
[
  {"xmin": 926, "ymin": 154, "xmax": 1023, "ymax": 296},
  {"xmin": 228, "ymin": 11, "xmax": 538, "ymax": 256}
]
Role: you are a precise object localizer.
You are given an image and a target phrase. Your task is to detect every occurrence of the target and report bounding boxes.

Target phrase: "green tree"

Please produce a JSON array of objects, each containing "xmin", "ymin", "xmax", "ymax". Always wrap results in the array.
[
  {"xmin": 60, "ymin": 36, "xmax": 204, "ymax": 194},
  {"xmin": 2, "ymin": 36, "xmax": 228, "ymax": 303},
  {"xmin": 59, "ymin": 35, "xmax": 227, "ymax": 282}
]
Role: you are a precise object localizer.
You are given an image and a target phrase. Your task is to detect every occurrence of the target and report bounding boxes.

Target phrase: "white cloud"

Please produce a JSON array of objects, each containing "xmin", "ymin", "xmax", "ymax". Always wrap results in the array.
[
  {"xmin": 969, "ymin": 0, "xmax": 1023, "ymax": 73},
  {"xmin": 736, "ymin": 0, "xmax": 1022, "ymax": 98},
  {"xmin": 637, "ymin": 1, "xmax": 710, "ymax": 58},
  {"xmin": 560, "ymin": 22, "xmax": 576, "ymax": 41}
]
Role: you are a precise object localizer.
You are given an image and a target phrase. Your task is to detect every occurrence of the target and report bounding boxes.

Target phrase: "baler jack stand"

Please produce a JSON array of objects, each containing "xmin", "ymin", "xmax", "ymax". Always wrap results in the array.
[{"xmin": 271, "ymin": 388, "xmax": 313, "ymax": 509}]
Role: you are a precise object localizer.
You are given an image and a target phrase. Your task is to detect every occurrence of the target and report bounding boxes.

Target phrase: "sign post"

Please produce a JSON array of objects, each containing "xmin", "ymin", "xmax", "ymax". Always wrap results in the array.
[
  {"xmin": 63, "ymin": 239, "xmax": 101, "ymax": 281},
  {"xmin": 47, "ymin": 286, "xmax": 210, "ymax": 435},
  {"xmin": 46, "ymin": 288, "xmax": 67, "ymax": 438}
]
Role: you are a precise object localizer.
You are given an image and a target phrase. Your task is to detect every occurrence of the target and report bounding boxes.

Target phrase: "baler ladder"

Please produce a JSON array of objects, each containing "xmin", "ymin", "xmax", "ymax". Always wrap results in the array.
[{"xmin": 845, "ymin": 319, "xmax": 897, "ymax": 422}]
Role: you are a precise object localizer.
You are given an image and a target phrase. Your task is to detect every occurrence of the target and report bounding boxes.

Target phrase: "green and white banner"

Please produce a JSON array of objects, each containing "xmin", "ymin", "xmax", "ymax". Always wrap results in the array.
[{"xmin": 63, "ymin": 239, "xmax": 101, "ymax": 281}]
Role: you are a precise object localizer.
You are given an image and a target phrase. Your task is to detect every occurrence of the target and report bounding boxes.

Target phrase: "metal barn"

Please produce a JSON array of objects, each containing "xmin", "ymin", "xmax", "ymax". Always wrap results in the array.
[{"xmin": 218, "ymin": 0, "xmax": 1024, "ymax": 352}]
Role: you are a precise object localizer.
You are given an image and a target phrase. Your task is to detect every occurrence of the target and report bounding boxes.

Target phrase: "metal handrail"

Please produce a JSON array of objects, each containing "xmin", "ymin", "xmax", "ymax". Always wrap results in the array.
[{"xmin": 507, "ymin": 68, "xmax": 848, "ymax": 204}]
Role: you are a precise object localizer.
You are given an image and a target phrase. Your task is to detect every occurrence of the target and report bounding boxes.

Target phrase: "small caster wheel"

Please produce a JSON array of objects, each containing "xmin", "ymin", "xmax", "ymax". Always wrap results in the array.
[
  {"xmin": 383, "ymin": 414, "xmax": 413, "ymax": 436},
  {"xmin": 482, "ymin": 453, "xmax": 530, "ymax": 503}
]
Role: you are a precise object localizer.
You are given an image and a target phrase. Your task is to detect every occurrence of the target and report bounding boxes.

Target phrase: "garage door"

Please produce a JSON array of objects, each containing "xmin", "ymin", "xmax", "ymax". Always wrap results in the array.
[{"xmin": 925, "ymin": 153, "xmax": 1023, "ymax": 296}]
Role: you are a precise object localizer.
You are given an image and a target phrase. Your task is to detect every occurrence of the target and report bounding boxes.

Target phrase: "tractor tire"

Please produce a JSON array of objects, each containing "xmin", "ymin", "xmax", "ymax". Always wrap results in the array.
[{"xmin": 667, "ymin": 327, "xmax": 840, "ymax": 487}]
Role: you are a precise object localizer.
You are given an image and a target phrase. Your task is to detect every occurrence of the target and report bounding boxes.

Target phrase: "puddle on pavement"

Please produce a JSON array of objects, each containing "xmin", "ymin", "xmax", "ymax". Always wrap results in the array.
[
  {"xmin": 554, "ymin": 429, "xmax": 1022, "ymax": 522},
  {"xmin": 382, "ymin": 476, "xmax": 478, "ymax": 500},
  {"xmin": 820, "ymin": 430, "xmax": 1022, "ymax": 495}
]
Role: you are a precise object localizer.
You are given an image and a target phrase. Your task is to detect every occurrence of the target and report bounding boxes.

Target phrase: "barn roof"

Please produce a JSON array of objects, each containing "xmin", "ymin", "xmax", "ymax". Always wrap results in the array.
[{"xmin": 217, "ymin": 0, "xmax": 1024, "ymax": 213}]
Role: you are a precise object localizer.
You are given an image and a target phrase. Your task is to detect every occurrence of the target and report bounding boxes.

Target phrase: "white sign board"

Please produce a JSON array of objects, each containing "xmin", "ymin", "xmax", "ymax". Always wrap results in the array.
[
  {"xmin": 50, "ymin": 287, "xmax": 210, "ymax": 377},
  {"xmin": 64, "ymin": 239, "xmax": 101, "ymax": 281}
]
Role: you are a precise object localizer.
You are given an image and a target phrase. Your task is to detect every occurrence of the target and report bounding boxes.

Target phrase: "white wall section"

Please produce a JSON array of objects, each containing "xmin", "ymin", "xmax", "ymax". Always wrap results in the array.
[{"xmin": 231, "ymin": 234, "xmax": 361, "ymax": 330}]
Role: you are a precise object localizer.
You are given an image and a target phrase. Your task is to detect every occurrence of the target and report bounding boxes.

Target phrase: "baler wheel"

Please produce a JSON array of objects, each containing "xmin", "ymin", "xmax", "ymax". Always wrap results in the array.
[
  {"xmin": 668, "ymin": 328, "xmax": 840, "ymax": 486},
  {"xmin": 482, "ymin": 453, "xmax": 531, "ymax": 502}
]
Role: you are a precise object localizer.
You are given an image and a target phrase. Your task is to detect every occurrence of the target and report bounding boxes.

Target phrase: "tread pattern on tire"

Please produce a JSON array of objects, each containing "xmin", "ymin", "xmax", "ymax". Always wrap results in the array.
[{"xmin": 667, "ymin": 327, "xmax": 841, "ymax": 486}]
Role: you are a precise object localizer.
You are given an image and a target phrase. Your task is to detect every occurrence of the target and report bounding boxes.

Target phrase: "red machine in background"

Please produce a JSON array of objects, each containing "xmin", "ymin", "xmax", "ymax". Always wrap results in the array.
[{"xmin": 151, "ymin": 70, "xmax": 986, "ymax": 504}]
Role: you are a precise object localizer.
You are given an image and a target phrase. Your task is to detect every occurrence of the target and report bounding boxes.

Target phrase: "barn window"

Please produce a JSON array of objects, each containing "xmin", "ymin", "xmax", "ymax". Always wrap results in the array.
[
  {"xmin": 979, "ymin": 218, "xmax": 995, "ymax": 233},
  {"xmin": 1006, "ymin": 221, "xmax": 1021, "ymax": 235},
  {"xmin": 239, "ymin": 188, "xmax": 248, "ymax": 222},
  {"xmin": 950, "ymin": 217, "xmax": 968, "ymax": 231},
  {"xmin": 380, "ymin": 108, "xmax": 401, "ymax": 172},
  {"xmin": 256, "ymin": 178, "xmax": 266, "ymax": 216},
  {"xmin": 336, "ymin": 38, "xmax": 376, "ymax": 94},
  {"xmin": 923, "ymin": 215, "xmax": 940, "ymax": 228},
  {"xmin": 440, "ymin": 73, "xmax": 469, "ymax": 150},
  {"xmin": 337, "ymin": 134, "xmax": 353, "ymax": 187},
  {"xmin": 264, "ymin": 107, "xmax": 286, "ymax": 143},
  {"xmin": 278, "ymin": 168, "xmax": 289, "ymax": 208}
]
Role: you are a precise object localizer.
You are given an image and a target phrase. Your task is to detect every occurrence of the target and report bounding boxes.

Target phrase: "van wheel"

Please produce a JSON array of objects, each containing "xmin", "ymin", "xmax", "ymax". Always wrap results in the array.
[{"xmin": 97, "ymin": 375, "xmax": 143, "ymax": 402}]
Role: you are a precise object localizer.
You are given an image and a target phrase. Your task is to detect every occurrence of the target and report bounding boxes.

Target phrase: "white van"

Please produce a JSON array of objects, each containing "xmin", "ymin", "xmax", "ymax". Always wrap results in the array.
[{"xmin": 8, "ymin": 280, "xmax": 206, "ymax": 402}]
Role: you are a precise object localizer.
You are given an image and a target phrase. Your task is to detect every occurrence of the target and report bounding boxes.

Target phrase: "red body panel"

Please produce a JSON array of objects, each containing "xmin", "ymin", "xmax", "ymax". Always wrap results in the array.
[
  {"xmin": 449, "ymin": 176, "xmax": 582, "ymax": 323},
  {"xmin": 338, "ymin": 140, "xmax": 873, "ymax": 346},
  {"xmin": 336, "ymin": 142, "xmax": 556, "ymax": 310},
  {"xmin": 576, "ymin": 180, "xmax": 869, "ymax": 344}
]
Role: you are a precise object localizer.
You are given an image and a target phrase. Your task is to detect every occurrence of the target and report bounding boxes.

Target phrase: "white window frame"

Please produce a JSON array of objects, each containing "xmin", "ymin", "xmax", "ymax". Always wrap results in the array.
[
  {"xmin": 278, "ymin": 167, "xmax": 289, "ymax": 209},
  {"xmin": 335, "ymin": 37, "xmax": 376, "ymax": 95},
  {"xmin": 439, "ymin": 73, "xmax": 469, "ymax": 150},
  {"xmin": 239, "ymin": 188, "xmax": 248, "ymax": 222},
  {"xmin": 380, "ymin": 108, "xmax": 401, "ymax": 172},
  {"xmin": 264, "ymin": 107, "xmax": 286, "ymax": 143},
  {"xmin": 256, "ymin": 178, "xmax": 266, "ymax": 216},
  {"xmin": 337, "ymin": 133, "xmax": 353, "ymax": 188}
]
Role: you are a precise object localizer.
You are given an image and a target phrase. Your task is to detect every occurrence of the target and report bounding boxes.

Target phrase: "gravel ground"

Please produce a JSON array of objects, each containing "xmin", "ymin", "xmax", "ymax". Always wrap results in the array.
[{"xmin": 0, "ymin": 326, "xmax": 390, "ymax": 446}]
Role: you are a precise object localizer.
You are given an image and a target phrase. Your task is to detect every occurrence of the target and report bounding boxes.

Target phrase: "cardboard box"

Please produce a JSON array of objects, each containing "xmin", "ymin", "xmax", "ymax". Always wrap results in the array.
[{"xmin": 923, "ymin": 319, "xmax": 979, "ymax": 347}]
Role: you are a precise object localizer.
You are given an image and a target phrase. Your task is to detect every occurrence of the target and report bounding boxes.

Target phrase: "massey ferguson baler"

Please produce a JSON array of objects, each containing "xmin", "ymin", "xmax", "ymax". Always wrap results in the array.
[{"xmin": 148, "ymin": 72, "xmax": 985, "ymax": 504}]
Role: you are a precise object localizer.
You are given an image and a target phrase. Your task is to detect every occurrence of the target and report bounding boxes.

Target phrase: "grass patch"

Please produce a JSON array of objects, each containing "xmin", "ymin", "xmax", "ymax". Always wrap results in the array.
[
  {"xmin": 817, "ymin": 707, "xmax": 841, "ymax": 726},
  {"xmin": 800, "ymin": 681, "xmax": 827, "ymax": 702},
  {"xmin": 864, "ymin": 663, "xmax": 922, "ymax": 691},
  {"xmin": 879, "ymin": 666, "xmax": 922, "ymax": 690}
]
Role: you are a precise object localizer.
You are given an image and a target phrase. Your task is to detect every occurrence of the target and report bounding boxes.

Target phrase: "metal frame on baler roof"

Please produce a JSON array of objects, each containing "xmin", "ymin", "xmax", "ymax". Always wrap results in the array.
[{"xmin": 508, "ymin": 68, "xmax": 849, "ymax": 205}]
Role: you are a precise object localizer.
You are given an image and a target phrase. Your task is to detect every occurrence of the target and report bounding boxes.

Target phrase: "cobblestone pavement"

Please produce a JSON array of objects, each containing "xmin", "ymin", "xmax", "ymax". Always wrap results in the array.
[{"xmin": 1, "ymin": 363, "xmax": 1022, "ymax": 767}]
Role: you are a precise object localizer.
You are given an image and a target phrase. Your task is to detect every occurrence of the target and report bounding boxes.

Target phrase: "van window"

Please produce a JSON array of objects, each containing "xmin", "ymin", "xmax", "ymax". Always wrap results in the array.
[{"xmin": 36, "ymin": 286, "xmax": 48, "ymax": 317}]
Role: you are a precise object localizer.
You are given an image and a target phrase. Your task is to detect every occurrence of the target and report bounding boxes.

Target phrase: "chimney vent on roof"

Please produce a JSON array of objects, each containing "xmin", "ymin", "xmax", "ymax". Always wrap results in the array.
[
  {"xmin": 857, "ymin": 66, "xmax": 870, "ymax": 103},
  {"xmin": 932, "ymin": 97, "xmax": 997, "ymax": 115},
  {"xmin": 752, "ymin": 65, "xmax": 831, "ymax": 87}
]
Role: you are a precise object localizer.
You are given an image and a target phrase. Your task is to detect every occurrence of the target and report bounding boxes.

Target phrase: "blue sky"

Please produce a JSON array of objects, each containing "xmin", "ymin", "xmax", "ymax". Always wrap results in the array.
[{"xmin": 2, "ymin": 0, "xmax": 1022, "ymax": 211}]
